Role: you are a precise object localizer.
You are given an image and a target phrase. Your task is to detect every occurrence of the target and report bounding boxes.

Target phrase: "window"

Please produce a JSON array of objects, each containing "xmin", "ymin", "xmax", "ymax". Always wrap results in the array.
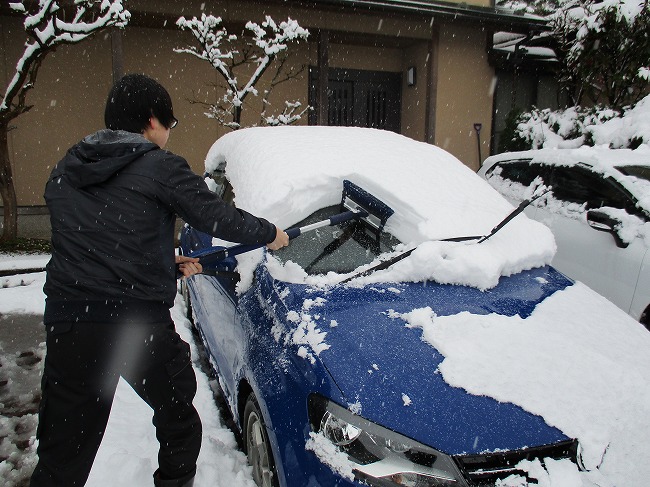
[
  {"xmin": 488, "ymin": 160, "xmax": 550, "ymax": 186},
  {"xmin": 271, "ymin": 205, "xmax": 401, "ymax": 275},
  {"xmin": 549, "ymin": 166, "xmax": 630, "ymax": 210},
  {"xmin": 616, "ymin": 165, "xmax": 650, "ymax": 183}
]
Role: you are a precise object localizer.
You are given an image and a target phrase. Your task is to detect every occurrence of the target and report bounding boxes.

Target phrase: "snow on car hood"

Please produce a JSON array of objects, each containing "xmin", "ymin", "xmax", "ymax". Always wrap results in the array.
[
  {"xmin": 274, "ymin": 266, "xmax": 574, "ymax": 456},
  {"xmin": 267, "ymin": 261, "xmax": 650, "ymax": 487},
  {"xmin": 206, "ymin": 126, "xmax": 556, "ymax": 290}
]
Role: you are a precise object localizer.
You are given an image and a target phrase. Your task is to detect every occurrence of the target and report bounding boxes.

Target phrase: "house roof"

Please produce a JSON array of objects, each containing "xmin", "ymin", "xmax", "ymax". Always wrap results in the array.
[
  {"xmin": 490, "ymin": 30, "xmax": 558, "ymax": 69},
  {"xmin": 307, "ymin": 0, "xmax": 550, "ymax": 33}
]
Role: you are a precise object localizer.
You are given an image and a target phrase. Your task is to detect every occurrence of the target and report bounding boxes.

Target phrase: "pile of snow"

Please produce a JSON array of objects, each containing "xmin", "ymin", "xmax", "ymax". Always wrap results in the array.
[{"xmin": 205, "ymin": 126, "xmax": 556, "ymax": 290}]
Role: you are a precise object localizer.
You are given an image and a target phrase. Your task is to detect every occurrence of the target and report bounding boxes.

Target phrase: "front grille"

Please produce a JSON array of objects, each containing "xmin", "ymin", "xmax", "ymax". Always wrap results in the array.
[{"xmin": 454, "ymin": 439, "xmax": 578, "ymax": 486}]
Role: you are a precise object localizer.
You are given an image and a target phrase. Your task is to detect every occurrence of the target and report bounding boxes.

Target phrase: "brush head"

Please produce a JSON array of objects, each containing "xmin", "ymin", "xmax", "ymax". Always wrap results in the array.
[{"xmin": 341, "ymin": 180, "xmax": 394, "ymax": 233}]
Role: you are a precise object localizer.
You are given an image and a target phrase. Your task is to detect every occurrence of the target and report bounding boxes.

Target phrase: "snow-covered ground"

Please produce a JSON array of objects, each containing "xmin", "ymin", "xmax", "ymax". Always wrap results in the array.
[{"xmin": 0, "ymin": 255, "xmax": 258, "ymax": 487}]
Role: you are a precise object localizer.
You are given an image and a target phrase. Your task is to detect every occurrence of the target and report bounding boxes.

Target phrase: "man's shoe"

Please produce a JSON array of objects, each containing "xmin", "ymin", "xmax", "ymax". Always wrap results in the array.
[{"xmin": 153, "ymin": 467, "xmax": 195, "ymax": 487}]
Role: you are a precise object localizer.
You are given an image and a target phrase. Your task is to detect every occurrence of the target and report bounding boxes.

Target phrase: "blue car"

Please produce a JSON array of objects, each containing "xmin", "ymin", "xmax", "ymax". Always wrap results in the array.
[{"xmin": 179, "ymin": 127, "xmax": 647, "ymax": 487}]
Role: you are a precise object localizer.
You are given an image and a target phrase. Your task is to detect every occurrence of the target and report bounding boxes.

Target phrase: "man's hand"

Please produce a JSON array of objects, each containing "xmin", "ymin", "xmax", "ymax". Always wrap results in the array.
[
  {"xmin": 176, "ymin": 255, "xmax": 203, "ymax": 277},
  {"xmin": 267, "ymin": 226, "xmax": 290, "ymax": 251}
]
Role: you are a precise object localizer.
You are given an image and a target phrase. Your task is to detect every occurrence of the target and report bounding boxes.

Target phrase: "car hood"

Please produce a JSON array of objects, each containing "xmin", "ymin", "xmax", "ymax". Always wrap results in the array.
[{"xmin": 264, "ymin": 264, "xmax": 573, "ymax": 456}]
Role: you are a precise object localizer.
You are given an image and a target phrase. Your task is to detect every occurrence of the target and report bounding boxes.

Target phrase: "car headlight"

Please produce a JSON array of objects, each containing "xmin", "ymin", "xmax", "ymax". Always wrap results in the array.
[{"xmin": 308, "ymin": 395, "xmax": 469, "ymax": 487}]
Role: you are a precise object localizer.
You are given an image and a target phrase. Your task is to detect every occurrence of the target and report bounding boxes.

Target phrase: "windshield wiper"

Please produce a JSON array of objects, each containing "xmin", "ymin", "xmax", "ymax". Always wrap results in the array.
[{"xmin": 339, "ymin": 189, "xmax": 550, "ymax": 284}]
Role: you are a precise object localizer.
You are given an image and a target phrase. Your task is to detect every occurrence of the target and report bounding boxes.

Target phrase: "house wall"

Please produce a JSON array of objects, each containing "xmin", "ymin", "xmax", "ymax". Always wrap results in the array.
[
  {"xmin": 1, "ymin": 0, "xmax": 496, "ymax": 222},
  {"xmin": 401, "ymin": 41, "xmax": 431, "ymax": 141},
  {"xmin": 435, "ymin": 24, "xmax": 495, "ymax": 170}
]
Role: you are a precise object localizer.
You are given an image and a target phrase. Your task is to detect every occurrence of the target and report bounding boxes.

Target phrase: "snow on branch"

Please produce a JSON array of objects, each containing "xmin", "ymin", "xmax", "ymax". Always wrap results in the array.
[
  {"xmin": 264, "ymin": 100, "xmax": 310, "ymax": 126},
  {"xmin": 175, "ymin": 13, "xmax": 309, "ymax": 129},
  {"xmin": 174, "ymin": 14, "xmax": 237, "ymax": 87},
  {"xmin": 1, "ymin": 0, "xmax": 130, "ymax": 117}
]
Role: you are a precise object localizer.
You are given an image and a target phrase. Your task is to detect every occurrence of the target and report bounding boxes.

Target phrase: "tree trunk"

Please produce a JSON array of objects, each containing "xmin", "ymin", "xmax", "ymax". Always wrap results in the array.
[
  {"xmin": 233, "ymin": 105, "xmax": 242, "ymax": 129},
  {"xmin": 0, "ymin": 122, "xmax": 18, "ymax": 242}
]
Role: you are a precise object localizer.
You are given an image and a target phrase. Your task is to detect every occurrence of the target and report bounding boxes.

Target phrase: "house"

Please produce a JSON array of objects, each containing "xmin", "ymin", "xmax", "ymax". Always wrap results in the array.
[
  {"xmin": 0, "ymin": 0, "xmax": 547, "ymax": 238},
  {"xmin": 489, "ymin": 28, "xmax": 564, "ymax": 152}
]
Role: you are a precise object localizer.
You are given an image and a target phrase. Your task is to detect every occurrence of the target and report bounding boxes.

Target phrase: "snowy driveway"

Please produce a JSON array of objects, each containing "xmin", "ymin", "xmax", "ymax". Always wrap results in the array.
[{"xmin": 0, "ymin": 258, "xmax": 258, "ymax": 487}]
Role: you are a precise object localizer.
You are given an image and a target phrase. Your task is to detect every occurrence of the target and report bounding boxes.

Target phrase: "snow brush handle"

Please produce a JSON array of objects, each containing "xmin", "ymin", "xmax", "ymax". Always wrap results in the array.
[{"xmin": 192, "ymin": 210, "xmax": 366, "ymax": 266}]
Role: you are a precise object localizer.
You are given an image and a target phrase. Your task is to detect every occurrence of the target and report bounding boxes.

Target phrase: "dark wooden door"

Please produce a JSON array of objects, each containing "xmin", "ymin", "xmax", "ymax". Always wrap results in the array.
[{"xmin": 310, "ymin": 67, "xmax": 401, "ymax": 133}]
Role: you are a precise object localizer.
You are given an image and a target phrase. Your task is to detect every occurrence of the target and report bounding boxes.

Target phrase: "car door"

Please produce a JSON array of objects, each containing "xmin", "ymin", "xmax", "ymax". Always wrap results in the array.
[
  {"xmin": 537, "ymin": 165, "xmax": 645, "ymax": 314},
  {"xmin": 187, "ymin": 247, "xmax": 241, "ymax": 396}
]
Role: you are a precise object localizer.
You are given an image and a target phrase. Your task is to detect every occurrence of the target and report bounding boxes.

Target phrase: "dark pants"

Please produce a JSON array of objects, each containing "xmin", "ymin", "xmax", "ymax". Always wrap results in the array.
[{"xmin": 30, "ymin": 319, "xmax": 202, "ymax": 486}]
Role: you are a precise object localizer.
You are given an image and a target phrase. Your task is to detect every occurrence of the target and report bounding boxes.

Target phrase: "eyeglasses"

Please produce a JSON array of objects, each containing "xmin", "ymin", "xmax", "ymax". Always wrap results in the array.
[{"xmin": 169, "ymin": 117, "xmax": 178, "ymax": 129}]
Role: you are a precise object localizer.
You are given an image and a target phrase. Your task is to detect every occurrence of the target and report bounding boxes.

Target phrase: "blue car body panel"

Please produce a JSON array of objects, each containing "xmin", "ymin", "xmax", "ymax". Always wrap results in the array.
[{"xmin": 181, "ymin": 226, "xmax": 574, "ymax": 486}]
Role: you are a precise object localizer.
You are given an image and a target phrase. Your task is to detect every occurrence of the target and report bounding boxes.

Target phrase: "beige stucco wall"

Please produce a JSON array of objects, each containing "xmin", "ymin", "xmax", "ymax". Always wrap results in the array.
[
  {"xmin": 401, "ymin": 41, "xmax": 431, "ymax": 141},
  {"xmin": 120, "ymin": 25, "xmax": 231, "ymax": 170},
  {"xmin": 434, "ymin": 24, "xmax": 495, "ymax": 170},
  {"xmin": 2, "ymin": 1, "xmax": 497, "ymax": 215}
]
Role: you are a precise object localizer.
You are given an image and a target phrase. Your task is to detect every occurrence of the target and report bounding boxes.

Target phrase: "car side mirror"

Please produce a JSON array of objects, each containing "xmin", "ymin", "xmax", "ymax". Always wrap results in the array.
[{"xmin": 586, "ymin": 209, "xmax": 629, "ymax": 249}]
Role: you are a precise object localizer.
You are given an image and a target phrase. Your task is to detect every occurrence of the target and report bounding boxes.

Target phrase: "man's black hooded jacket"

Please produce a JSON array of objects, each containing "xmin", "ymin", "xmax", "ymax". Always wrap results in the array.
[{"xmin": 43, "ymin": 130, "xmax": 276, "ymax": 324}]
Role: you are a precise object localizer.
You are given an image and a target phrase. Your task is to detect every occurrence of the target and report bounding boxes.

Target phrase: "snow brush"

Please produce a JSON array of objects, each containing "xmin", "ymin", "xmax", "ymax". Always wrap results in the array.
[
  {"xmin": 189, "ymin": 209, "xmax": 367, "ymax": 267},
  {"xmin": 189, "ymin": 181, "xmax": 393, "ymax": 268}
]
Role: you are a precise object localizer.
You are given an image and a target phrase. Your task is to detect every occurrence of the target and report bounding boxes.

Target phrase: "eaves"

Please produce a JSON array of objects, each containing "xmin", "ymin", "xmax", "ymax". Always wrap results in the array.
[{"xmin": 302, "ymin": 0, "xmax": 550, "ymax": 33}]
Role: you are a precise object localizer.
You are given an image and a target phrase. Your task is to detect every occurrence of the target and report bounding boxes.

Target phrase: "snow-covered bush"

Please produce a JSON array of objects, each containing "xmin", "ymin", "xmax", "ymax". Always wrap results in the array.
[
  {"xmin": 510, "ymin": 94, "xmax": 650, "ymax": 149},
  {"xmin": 550, "ymin": 0, "xmax": 650, "ymax": 109},
  {"xmin": 496, "ymin": 0, "xmax": 649, "ymax": 152}
]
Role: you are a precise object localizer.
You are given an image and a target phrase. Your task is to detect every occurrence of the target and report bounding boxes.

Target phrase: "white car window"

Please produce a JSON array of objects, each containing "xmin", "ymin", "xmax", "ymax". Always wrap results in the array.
[
  {"xmin": 492, "ymin": 160, "xmax": 550, "ymax": 187},
  {"xmin": 549, "ymin": 166, "xmax": 630, "ymax": 211}
]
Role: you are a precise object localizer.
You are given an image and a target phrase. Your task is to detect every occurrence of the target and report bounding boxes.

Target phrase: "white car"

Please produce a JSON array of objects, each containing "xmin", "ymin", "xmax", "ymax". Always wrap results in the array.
[{"xmin": 479, "ymin": 147, "xmax": 650, "ymax": 327}]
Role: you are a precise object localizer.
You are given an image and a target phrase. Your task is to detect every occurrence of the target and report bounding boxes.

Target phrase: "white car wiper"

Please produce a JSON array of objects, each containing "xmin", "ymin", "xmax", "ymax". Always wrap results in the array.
[{"xmin": 340, "ymin": 188, "xmax": 550, "ymax": 284}]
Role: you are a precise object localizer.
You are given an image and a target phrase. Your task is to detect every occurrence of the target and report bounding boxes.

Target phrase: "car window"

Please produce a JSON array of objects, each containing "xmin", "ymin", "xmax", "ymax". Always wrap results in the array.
[
  {"xmin": 487, "ymin": 160, "xmax": 550, "ymax": 186},
  {"xmin": 550, "ymin": 166, "xmax": 630, "ymax": 210},
  {"xmin": 616, "ymin": 165, "xmax": 650, "ymax": 182},
  {"xmin": 271, "ymin": 205, "xmax": 401, "ymax": 275}
]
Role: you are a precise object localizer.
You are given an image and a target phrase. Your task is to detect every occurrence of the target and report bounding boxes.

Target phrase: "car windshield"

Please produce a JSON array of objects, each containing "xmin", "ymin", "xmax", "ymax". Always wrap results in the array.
[
  {"xmin": 271, "ymin": 205, "xmax": 401, "ymax": 275},
  {"xmin": 616, "ymin": 165, "xmax": 650, "ymax": 182}
]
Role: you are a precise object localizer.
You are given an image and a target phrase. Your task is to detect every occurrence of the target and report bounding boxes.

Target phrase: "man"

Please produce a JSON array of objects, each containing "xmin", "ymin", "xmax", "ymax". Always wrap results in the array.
[{"xmin": 30, "ymin": 73, "xmax": 289, "ymax": 487}]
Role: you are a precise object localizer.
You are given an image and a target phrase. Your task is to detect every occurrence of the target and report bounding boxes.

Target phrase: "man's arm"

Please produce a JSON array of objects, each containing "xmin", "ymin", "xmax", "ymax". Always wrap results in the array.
[{"xmin": 161, "ymin": 154, "xmax": 285, "ymax": 246}]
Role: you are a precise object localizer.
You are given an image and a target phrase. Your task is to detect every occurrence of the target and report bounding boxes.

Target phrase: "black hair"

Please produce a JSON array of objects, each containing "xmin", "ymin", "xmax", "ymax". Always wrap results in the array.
[{"xmin": 104, "ymin": 73, "xmax": 176, "ymax": 133}]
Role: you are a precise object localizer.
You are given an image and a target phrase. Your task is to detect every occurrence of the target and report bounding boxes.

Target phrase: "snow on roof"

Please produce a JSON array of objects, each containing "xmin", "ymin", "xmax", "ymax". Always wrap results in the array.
[
  {"xmin": 206, "ymin": 126, "xmax": 556, "ymax": 289},
  {"xmin": 492, "ymin": 31, "xmax": 557, "ymax": 61},
  {"xmin": 485, "ymin": 145, "xmax": 650, "ymax": 169}
]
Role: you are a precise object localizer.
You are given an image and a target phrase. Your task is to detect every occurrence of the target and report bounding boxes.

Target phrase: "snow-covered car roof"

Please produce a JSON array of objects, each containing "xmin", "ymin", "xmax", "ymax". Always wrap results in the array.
[
  {"xmin": 205, "ymin": 126, "xmax": 556, "ymax": 290},
  {"xmin": 483, "ymin": 146, "xmax": 650, "ymax": 211}
]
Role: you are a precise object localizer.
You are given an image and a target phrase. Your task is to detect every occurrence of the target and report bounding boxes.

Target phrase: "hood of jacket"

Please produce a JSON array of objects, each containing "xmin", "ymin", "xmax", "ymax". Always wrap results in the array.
[{"xmin": 59, "ymin": 129, "xmax": 158, "ymax": 188}]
